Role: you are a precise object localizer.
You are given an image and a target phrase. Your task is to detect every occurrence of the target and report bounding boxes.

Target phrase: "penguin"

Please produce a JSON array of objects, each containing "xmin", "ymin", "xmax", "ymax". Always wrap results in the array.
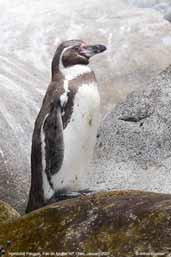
[{"xmin": 26, "ymin": 39, "xmax": 106, "ymax": 213}]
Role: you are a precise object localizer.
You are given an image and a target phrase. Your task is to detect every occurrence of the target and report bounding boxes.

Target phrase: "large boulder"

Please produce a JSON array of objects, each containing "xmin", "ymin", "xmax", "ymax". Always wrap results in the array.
[
  {"xmin": 126, "ymin": 0, "xmax": 171, "ymax": 10},
  {"xmin": 89, "ymin": 65, "xmax": 171, "ymax": 193},
  {"xmin": 1, "ymin": 0, "xmax": 171, "ymax": 213},
  {"xmin": 126, "ymin": 0, "xmax": 171, "ymax": 21},
  {"xmin": 0, "ymin": 191, "xmax": 171, "ymax": 256}
]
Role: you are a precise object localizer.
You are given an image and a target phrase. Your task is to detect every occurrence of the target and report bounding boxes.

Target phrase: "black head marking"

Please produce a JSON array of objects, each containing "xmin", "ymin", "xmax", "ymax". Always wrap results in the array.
[
  {"xmin": 62, "ymin": 43, "xmax": 90, "ymax": 68},
  {"xmin": 51, "ymin": 40, "xmax": 85, "ymax": 77}
]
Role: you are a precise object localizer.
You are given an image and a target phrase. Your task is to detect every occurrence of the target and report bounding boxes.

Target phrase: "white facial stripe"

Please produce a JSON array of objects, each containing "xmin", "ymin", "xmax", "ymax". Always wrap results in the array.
[
  {"xmin": 41, "ymin": 114, "xmax": 54, "ymax": 200},
  {"xmin": 59, "ymin": 46, "xmax": 73, "ymax": 72},
  {"xmin": 59, "ymin": 46, "xmax": 91, "ymax": 80}
]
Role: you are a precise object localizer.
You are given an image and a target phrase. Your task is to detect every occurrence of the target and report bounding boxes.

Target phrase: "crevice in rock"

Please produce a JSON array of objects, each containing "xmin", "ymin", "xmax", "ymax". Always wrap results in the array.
[{"xmin": 119, "ymin": 114, "xmax": 151, "ymax": 123}]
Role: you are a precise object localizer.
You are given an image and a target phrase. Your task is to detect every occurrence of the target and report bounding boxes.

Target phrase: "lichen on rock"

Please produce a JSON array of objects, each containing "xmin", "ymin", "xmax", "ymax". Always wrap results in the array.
[
  {"xmin": 0, "ymin": 201, "xmax": 20, "ymax": 224},
  {"xmin": 0, "ymin": 191, "xmax": 171, "ymax": 256}
]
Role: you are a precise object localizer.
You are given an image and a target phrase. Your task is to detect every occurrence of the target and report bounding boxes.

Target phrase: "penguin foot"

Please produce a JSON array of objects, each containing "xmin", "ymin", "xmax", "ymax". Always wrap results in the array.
[
  {"xmin": 77, "ymin": 188, "xmax": 95, "ymax": 195},
  {"xmin": 48, "ymin": 189, "xmax": 95, "ymax": 204}
]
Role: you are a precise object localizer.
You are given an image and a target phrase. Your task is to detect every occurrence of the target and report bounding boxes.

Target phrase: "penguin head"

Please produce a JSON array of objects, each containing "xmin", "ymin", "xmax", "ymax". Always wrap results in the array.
[
  {"xmin": 61, "ymin": 40, "xmax": 107, "ymax": 67},
  {"xmin": 52, "ymin": 39, "xmax": 106, "ymax": 76}
]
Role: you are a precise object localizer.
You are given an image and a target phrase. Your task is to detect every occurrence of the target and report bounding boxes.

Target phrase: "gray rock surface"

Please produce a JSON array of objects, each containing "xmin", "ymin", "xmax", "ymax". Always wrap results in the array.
[
  {"xmin": 126, "ymin": 0, "xmax": 171, "ymax": 21},
  {"xmin": 164, "ymin": 9, "xmax": 171, "ymax": 22},
  {"xmin": 89, "ymin": 65, "xmax": 171, "ymax": 193},
  {"xmin": 1, "ymin": 0, "xmax": 171, "ymax": 213},
  {"xmin": 127, "ymin": 0, "xmax": 171, "ymax": 10}
]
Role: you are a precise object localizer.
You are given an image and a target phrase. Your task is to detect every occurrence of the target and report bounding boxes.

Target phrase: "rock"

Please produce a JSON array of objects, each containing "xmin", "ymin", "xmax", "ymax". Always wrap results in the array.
[
  {"xmin": 0, "ymin": 201, "xmax": 20, "ymax": 224},
  {"xmin": 127, "ymin": 0, "xmax": 171, "ymax": 20},
  {"xmin": 89, "ymin": 65, "xmax": 171, "ymax": 193},
  {"xmin": 1, "ymin": 1, "xmax": 171, "ymax": 213},
  {"xmin": 164, "ymin": 9, "xmax": 171, "ymax": 22},
  {"xmin": 127, "ymin": 0, "xmax": 171, "ymax": 10},
  {"xmin": 0, "ymin": 191, "xmax": 171, "ymax": 256},
  {"xmin": 154, "ymin": 2, "xmax": 171, "ymax": 14}
]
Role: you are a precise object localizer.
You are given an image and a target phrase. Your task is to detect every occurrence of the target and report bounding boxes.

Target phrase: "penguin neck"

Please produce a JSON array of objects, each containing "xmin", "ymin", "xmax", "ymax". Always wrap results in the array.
[
  {"xmin": 52, "ymin": 64, "xmax": 92, "ymax": 82},
  {"xmin": 60, "ymin": 64, "xmax": 92, "ymax": 81}
]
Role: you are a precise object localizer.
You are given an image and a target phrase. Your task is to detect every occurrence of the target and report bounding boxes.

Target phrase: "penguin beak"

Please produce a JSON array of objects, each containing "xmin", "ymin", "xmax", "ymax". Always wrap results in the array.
[{"xmin": 80, "ymin": 44, "xmax": 107, "ymax": 58}]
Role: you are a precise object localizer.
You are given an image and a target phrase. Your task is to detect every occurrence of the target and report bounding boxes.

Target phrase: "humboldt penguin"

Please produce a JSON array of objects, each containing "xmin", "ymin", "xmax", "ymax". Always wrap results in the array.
[{"xmin": 26, "ymin": 39, "xmax": 106, "ymax": 213}]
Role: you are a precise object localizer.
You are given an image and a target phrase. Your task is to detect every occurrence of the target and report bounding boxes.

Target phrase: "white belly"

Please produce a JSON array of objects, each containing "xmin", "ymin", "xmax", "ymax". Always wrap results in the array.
[{"xmin": 51, "ymin": 82, "xmax": 100, "ymax": 191}]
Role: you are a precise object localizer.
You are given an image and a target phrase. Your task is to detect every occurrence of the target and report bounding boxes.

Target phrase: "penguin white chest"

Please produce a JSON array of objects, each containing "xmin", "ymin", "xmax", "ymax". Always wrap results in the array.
[{"xmin": 52, "ymin": 81, "xmax": 100, "ymax": 191}]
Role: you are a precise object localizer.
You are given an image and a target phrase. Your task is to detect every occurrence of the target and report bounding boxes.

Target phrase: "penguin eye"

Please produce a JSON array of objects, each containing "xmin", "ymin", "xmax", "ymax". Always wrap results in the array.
[{"xmin": 73, "ymin": 46, "xmax": 80, "ymax": 51}]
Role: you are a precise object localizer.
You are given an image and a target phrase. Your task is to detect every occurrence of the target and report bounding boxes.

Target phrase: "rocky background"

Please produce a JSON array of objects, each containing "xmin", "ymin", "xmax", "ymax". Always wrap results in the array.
[
  {"xmin": 89, "ymin": 65, "xmax": 171, "ymax": 194},
  {"xmin": 1, "ymin": 0, "xmax": 171, "ymax": 214}
]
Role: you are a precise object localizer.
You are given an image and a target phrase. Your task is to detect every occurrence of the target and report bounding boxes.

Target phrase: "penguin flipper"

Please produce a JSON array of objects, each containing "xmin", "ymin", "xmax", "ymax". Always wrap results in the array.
[{"xmin": 43, "ymin": 96, "xmax": 64, "ymax": 177}]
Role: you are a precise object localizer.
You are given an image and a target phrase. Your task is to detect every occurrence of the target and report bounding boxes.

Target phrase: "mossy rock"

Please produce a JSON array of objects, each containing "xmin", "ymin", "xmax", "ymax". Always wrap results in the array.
[
  {"xmin": 0, "ymin": 201, "xmax": 20, "ymax": 224},
  {"xmin": 0, "ymin": 191, "xmax": 171, "ymax": 257}
]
